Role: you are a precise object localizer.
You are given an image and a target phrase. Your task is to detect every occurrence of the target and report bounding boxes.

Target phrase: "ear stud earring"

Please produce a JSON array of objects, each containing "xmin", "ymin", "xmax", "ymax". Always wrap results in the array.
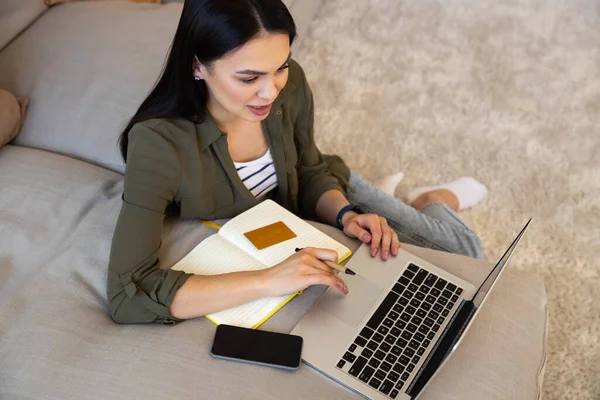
[{"xmin": 194, "ymin": 76, "xmax": 201, "ymax": 81}]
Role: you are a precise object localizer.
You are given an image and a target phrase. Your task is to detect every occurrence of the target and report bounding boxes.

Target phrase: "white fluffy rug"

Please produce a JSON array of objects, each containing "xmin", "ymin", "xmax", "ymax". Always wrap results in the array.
[{"xmin": 296, "ymin": 0, "xmax": 600, "ymax": 399}]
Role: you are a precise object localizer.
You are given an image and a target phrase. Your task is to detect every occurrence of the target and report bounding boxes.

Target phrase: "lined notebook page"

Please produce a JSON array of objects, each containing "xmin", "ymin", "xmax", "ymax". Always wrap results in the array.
[
  {"xmin": 219, "ymin": 199, "xmax": 352, "ymax": 267},
  {"xmin": 170, "ymin": 234, "xmax": 290, "ymax": 328}
]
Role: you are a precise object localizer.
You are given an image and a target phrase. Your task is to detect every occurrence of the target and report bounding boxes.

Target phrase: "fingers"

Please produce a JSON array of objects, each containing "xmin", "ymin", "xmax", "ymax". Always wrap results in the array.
[
  {"xmin": 380, "ymin": 217, "xmax": 392, "ymax": 260},
  {"xmin": 391, "ymin": 230, "xmax": 401, "ymax": 256},
  {"xmin": 296, "ymin": 248, "xmax": 343, "ymax": 280},
  {"xmin": 302, "ymin": 247, "xmax": 338, "ymax": 263},
  {"xmin": 306, "ymin": 271, "xmax": 349, "ymax": 295},
  {"xmin": 364, "ymin": 215, "xmax": 382, "ymax": 257}
]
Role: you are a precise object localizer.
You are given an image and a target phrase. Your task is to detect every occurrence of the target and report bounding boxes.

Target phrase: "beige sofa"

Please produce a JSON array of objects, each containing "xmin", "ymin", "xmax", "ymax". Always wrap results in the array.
[{"xmin": 0, "ymin": 1, "xmax": 547, "ymax": 399}]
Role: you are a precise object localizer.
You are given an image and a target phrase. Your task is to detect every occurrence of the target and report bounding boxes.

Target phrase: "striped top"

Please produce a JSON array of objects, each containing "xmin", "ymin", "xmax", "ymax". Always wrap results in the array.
[{"xmin": 233, "ymin": 148, "xmax": 278, "ymax": 200}]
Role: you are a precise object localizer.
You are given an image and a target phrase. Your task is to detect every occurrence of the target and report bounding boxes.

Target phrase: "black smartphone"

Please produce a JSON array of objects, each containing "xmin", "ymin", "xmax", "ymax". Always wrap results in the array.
[{"xmin": 210, "ymin": 324, "xmax": 303, "ymax": 371}]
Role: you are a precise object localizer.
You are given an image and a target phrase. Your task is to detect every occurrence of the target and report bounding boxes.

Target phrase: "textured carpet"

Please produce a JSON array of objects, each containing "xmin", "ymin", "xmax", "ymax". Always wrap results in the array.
[{"xmin": 295, "ymin": 0, "xmax": 600, "ymax": 399}]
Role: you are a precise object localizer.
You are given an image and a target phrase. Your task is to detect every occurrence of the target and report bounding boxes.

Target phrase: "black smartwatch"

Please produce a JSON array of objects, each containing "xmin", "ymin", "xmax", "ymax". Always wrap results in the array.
[{"xmin": 336, "ymin": 204, "xmax": 363, "ymax": 230}]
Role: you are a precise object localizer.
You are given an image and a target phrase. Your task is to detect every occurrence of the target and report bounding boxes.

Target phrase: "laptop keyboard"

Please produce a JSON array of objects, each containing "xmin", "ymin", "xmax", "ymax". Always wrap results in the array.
[{"xmin": 335, "ymin": 263, "xmax": 464, "ymax": 399}]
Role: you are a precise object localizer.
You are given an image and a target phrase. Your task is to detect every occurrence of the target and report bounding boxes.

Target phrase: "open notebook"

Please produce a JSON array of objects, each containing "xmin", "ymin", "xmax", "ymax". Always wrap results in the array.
[{"xmin": 171, "ymin": 199, "xmax": 353, "ymax": 329}]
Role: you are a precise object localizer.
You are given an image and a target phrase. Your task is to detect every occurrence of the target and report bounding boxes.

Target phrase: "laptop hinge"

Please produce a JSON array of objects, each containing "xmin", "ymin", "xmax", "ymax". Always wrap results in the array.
[{"xmin": 407, "ymin": 300, "xmax": 476, "ymax": 398}]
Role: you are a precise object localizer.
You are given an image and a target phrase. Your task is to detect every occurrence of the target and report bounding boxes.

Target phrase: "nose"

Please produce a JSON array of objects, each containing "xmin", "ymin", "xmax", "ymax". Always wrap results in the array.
[{"xmin": 257, "ymin": 78, "xmax": 278, "ymax": 103}]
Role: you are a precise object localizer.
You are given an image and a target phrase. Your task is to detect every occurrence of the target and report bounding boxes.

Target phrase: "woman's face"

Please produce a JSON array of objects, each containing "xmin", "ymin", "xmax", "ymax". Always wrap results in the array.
[{"xmin": 194, "ymin": 32, "xmax": 291, "ymax": 126}]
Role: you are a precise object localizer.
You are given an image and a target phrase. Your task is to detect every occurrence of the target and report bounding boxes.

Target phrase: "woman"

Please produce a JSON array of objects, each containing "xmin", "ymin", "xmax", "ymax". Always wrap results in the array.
[{"xmin": 108, "ymin": 0, "xmax": 485, "ymax": 325}]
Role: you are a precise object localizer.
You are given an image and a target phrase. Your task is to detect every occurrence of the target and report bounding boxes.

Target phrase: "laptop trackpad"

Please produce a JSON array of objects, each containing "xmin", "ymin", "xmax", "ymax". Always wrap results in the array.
[{"xmin": 318, "ymin": 275, "xmax": 384, "ymax": 327}]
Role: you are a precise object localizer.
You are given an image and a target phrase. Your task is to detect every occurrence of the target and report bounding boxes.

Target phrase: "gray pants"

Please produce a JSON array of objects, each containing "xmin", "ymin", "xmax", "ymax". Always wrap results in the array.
[{"xmin": 346, "ymin": 171, "xmax": 484, "ymax": 259}]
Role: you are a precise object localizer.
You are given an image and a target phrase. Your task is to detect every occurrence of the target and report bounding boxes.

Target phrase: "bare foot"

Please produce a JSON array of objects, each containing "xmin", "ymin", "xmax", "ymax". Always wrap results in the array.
[{"xmin": 410, "ymin": 189, "xmax": 459, "ymax": 211}]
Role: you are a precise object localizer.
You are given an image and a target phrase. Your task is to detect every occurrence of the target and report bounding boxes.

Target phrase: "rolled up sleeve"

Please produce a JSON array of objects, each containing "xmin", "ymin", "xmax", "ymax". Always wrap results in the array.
[
  {"xmin": 107, "ymin": 123, "xmax": 191, "ymax": 325},
  {"xmin": 294, "ymin": 67, "xmax": 345, "ymax": 219}
]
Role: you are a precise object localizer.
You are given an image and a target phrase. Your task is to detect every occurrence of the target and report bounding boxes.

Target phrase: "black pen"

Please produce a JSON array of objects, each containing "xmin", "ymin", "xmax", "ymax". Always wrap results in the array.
[{"xmin": 295, "ymin": 247, "xmax": 357, "ymax": 276}]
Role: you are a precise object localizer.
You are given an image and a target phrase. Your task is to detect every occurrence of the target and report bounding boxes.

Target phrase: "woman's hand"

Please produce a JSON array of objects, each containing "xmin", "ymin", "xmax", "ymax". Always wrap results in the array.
[
  {"xmin": 260, "ymin": 247, "xmax": 349, "ymax": 297},
  {"xmin": 341, "ymin": 212, "xmax": 401, "ymax": 260}
]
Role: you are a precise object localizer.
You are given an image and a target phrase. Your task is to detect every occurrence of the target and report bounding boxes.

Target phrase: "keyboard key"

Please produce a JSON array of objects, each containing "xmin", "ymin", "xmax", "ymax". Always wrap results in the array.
[
  {"xmin": 430, "ymin": 288, "xmax": 441, "ymax": 297},
  {"xmin": 429, "ymin": 310, "xmax": 440, "ymax": 320},
  {"xmin": 398, "ymin": 276, "xmax": 410, "ymax": 286},
  {"xmin": 441, "ymin": 289, "xmax": 452, "ymax": 299},
  {"xmin": 407, "ymin": 264, "xmax": 419, "ymax": 273},
  {"xmin": 388, "ymin": 371, "xmax": 400, "ymax": 382},
  {"xmin": 437, "ymin": 297, "xmax": 448, "ymax": 306},
  {"xmin": 381, "ymin": 361, "xmax": 392, "ymax": 372},
  {"xmin": 374, "ymin": 333, "xmax": 384, "ymax": 343},
  {"xmin": 401, "ymin": 331, "xmax": 412, "ymax": 340},
  {"xmin": 362, "ymin": 348, "xmax": 373, "ymax": 358},
  {"xmin": 447, "ymin": 283, "xmax": 457, "ymax": 292},
  {"xmin": 415, "ymin": 292, "xmax": 426, "ymax": 301},
  {"xmin": 408, "ymin": 340, "xmax": 420, "ymax": 350},
  {"xmin": 411, "ymin": 316, "xmax": 423, "ymax": 325},
  {"xmin": 403, "ymin": 347, "xmax": 415, "ymax": 357},
  {"xmin": 399, "ymin": 297, "xmax": 409, "ymax": 306},
  {"xmin": 383, "ymin": 318, "xmax": 394, "ymax": 328},
  {"xmin": 456, "ymin": 288, "xmax": 463, "ymax": 295},
  {"xmin": 412, "ymin": 355, "xmax": 420, "ymax": 364},
  {"xmin": 416, "ymin": 309, "xmax": 427, "ymax": 318},
  {"xmin": 389, "ymin": 310, "xmax": 399, "ymax": 320},
  {"xmin": 391, "ymin": 327, "xmax": 402, "ymax": 337},
  {"xmin": 367, "ymin": 341, "xmax": 378, "ymax": 351},
  {"xmin": 395, "ymin": 381, "xmax": 404, "ymax": 390},
  {"xmin": 401, "ymin": 372, "xmax": 410, "ymax": 381},
  {"xmin": 417, "ymin": 347, "xmax": 425, "ymax": 356},
  {"xmin": 418, "ymin": 325, "xmax": 430, "ymax": 335},
  {"xmin": 442, "ymin": 309, "xmax": 450, "ymax": 317},
  {"xmin": 423, "ymin": 339, "xmax": 431, "ymax": 347},
  {"xmin": 418, "ymin": 285, "xmax": 430, "ymax": 294},
  {"xmin": 393, "ymin": 304, "xmax": 404, "ymax": 313},
  {"xmin": 337, "ymin": 360, "xmax": 345, "ymax": 368},
  {"xmin": 349, "ymin": 343, "xmax": 357, "ymax": 352},
  {"xmin": 400, "ymin": 313, "xmax": 411, "ymax": 322},
  {"xmin": 375, "ymin": 350, "xmax": 386, "ymax": 360},
  {"xmin": 369, "ymin": 377, "xmax": 382, "ymax": 389},
  {"xmin": 408, "ymin": 283, "xmax": 419, "ymax": 293},
  {"xmin": 390, "ymin": 389, "xmax": 399, "ymax": 399},
  {"xmin": 451, "ymin": 294, "xmax": 459, "ymax": 302},
  {"xmin": 368, "ymin": 358, "xmax": 381, "ymax": 369},
  {"xmin": 393, "ymin": 363, "xmax": 405, "ymax": 373},
  {"xmin": 427, "ymin": 332, "xmax": 435, "ymax": 340},
  {"xmin": 402, "ymin": 291, "xmax": 414, "ymax": 300},
  {"xmin": 447, "ymin": 301, "xmax": 455, "ymax": 309},
  {"xmin": 358, "ymin": 366, "xmax": 375, "ymax": 383},
  {"xmin": 380, "ymin": 342, "xmax": 391, "ymax": 352},
  {"xmin": 343, "ymin": 352, "xmax": 356, "ymax": 363},
  {"xmin": 385, "ymin": 353, "xmax": 398, "ymax": 364},
  {"xmin": 406, "ymin": 363, "xmax": 415, "ymax": 372},
  {"xmin": 348, "ymin": 356, "xmax": 367, "ymax": 376},
  {"xmin": 391, "ymin": 345, "xmax": 402, "ymax": 356},
  {"xmin": 433, "ymin": 304, "xmax": 444, "ymax": 312},
  {"xmin": 385, "ymin": 334, "xmax": 397, "ymax": 345},
  {"xmin": 395, "ymin": 320, "xmax": 407, "ymax": 330},
  {"xmin": 402, "ymin": 270, "xmax": 415, "ymax": 279},
  {"xmin": 392, "ymin": 283, "xmax": 405, "ymax": 295},
  {"xmin": 375, "ymin": 369, "xmax": 387, "ymax": 381},
  {"xmin": 434, "ymin": 278, "xmax": 447, "ymax": 290},
  {"xmin": 360, "ymin": 327, "xmax": 375, "ymax": 340},
  {"xmin": 399, "ymin": 355, "xmax": 410, "ymax": 365},
  {"xmin": 437, "ymin": 316, "xmax": 445, "ymax": 324},
  {"xmin": 432, "ymin": 324, "xmax": 441, "ymax": 332},
  {"xmin": 413, "ymin": 269, "xmax": 428, "ymax": 285},
  {"xmin": 406, "ymin": 305, "xmax": 417, "ymax": 314},
  {"xmin": 423, "ymin": 317, "xmax": 434, "ymax": 327},
  {"xmin": 414, "ymin": 332, "xmax": 425, "ymax": 342},
  {"xmin": 367, "ymin": 291, "xmax": 400, "ymax": 330},
  {"xmin": 379, "ymin": 379, "xmax": 394, "ymax": 395},
  {"xmin": 354, "ymin": 336, "xmax": 368, "ymax": 347},
  {"xmin": 420, "ymin": 302, "xmax": 432, "ymax": 311},
  {"xmin": 424, "ymin": 274, "xmax": 437, "ymax": 287},
  {"xmin": 396, "ymin": 338, "xmax": 408, "ymax": 348},
  {"xmin": 426, "ymin": 295, "xmax": 437, "ymax": 304},
  {"xmin": 406, "ymin": 323, "xmax": 417, "ymax": 333},
  {"xmin": 377, "ymin": 326, "xmax": 389, "ymax": 335}
]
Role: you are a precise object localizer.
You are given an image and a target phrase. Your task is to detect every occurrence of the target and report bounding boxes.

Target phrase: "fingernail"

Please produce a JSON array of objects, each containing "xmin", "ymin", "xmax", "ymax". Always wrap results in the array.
[
  {"xmin": 371, "ymin": 248, "xmax": 377, "ymax": 257},
  {"xmin": 392, "ymin": 246, "xmax": 398, "ymax": 256},
  {"xmin": 363, "ymin": 234, "xmax": 371, "ymax": 242},
  {"xmin": 383, "ymin": 250, "xmax": 388, "ymax": 260}
]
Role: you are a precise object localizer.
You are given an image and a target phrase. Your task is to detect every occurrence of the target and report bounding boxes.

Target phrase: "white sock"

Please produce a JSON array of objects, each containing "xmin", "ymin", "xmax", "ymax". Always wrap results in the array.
[
  {"xmin": 407, "ymin": 177, "xmax": 488, "ymax": 210},
  {"xmin": 372, "ymin": 172, "xmax": 405, "ymax": 196}
]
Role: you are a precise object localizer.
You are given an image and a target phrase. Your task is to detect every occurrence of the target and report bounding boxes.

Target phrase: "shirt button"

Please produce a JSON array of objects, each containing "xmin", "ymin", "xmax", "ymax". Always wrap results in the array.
[{"xmin": 276, "ymin": 109, "xmax": 282, "ymax": 115}]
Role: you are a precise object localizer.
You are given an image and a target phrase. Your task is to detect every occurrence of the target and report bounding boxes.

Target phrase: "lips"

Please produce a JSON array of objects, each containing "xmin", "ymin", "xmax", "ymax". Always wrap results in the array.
[{"xmin": 247, "ymin": 103, "xmax": 273, "ymax": 116}]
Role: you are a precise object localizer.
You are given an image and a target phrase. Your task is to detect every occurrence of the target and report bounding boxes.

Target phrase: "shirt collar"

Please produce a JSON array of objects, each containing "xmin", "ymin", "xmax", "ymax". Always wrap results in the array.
[{"xmin": 196, "ymin": 81, "xmax": 296, "ymax": 152}]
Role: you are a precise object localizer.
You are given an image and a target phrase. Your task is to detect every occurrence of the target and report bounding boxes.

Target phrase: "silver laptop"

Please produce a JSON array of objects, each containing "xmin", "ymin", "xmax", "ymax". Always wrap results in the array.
[{"xmin": 291, "ymin": 219, "xmax": 531, "ymax": 399}]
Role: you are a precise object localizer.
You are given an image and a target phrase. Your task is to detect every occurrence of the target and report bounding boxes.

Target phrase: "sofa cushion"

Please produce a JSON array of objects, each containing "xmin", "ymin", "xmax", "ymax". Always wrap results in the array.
[
  {"xmin": 0, "ymin": 144, "xmax": 546, "ymax": 399},
  {"xmin": 0, "ymin": 1, "xmax": 182, "ymax": 173},
  {"xmin": 0, "ymin": 0, "xmax": 47, "ymax": 52}
]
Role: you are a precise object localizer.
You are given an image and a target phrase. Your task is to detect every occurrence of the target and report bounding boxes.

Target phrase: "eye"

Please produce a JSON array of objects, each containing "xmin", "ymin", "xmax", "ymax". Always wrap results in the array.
[{"xmin": 239, "ymin": 64, "xmax": 289, "ymax": 84}]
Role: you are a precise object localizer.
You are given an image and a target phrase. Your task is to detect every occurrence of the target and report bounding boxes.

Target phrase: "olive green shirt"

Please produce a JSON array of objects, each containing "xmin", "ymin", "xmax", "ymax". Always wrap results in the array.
[{"xmin": 107, "ymin": 59, "xmax": 352, "ymax": 325}]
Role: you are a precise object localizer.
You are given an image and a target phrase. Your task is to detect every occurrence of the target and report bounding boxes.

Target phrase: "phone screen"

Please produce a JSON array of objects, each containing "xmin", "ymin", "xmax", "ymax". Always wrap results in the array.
[{"xmin": 211, "ymin": 324, "xmax": 303, "ymax": 370}]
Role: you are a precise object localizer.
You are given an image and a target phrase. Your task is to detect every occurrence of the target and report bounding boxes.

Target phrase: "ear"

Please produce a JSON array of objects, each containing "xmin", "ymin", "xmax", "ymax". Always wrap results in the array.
[{"xmin": 192, "ymin": 56, "xmax": 206, "ymax": 80}]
